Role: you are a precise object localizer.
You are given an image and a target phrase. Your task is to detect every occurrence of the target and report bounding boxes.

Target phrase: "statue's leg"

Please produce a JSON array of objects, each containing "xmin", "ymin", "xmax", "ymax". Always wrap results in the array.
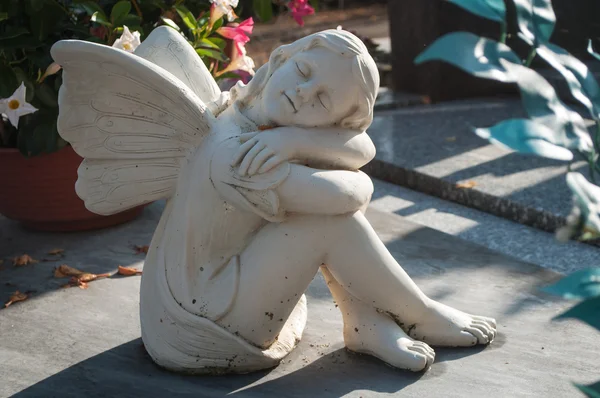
[
  {"xmin": 218, "ymin": 211, "xmax": 496, "ymax": 350},
  {"xmin": 320, "ymin": 266, "xmax": 435, "ymax": 371}
]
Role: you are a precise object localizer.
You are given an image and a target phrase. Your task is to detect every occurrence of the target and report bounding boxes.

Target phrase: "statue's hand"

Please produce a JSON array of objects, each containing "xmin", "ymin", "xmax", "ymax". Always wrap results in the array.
[{"xmin": 232, "ymin": 131, "xmax": 293, "ymax": 176}]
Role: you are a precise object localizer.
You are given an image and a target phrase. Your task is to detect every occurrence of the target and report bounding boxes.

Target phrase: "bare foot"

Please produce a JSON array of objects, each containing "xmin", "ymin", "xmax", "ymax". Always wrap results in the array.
[
  {"xmin": 344, "ymin": 308, "xmax": 435, "ymax": 372},
  {"xmin": 396, "ymin": 299, "xmax": 497, "ymax": 347}
]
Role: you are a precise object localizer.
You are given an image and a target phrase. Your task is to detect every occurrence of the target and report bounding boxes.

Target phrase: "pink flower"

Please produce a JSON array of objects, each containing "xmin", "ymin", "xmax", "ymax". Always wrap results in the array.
[
  {"xmin": 217, "ymin": 17, "xmax": 254, "ymax": 53},
  {"xmin": 287, "ymin": 0, "xmax": 314, "ymax": 27}
]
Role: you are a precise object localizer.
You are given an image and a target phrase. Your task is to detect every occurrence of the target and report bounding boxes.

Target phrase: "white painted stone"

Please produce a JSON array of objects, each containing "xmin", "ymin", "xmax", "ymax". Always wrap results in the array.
[{"xmin": 51, "ymin": 27, "xmax": 496, "ymax": 374}]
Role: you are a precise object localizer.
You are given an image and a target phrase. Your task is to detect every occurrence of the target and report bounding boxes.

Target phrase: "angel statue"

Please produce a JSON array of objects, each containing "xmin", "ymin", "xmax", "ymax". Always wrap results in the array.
[{"xmin": 51, "ymin": 27, "xmax": 496, "ymax": 374}]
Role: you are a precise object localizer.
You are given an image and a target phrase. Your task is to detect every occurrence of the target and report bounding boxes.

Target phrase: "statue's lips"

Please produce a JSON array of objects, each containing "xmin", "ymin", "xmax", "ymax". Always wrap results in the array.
[{"xmin": 283, "ymin": 92, "xmax": 298, "ymax": 113}]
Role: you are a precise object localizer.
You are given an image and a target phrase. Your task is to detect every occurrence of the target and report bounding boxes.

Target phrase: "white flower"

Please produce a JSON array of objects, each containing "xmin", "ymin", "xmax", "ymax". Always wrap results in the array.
[
  {"xmin": 210, "ymin": 0, "xmax": 239, "ymax": 21},
  {"xmin": 112, "ymin": 26, "xmax": 141, "ymax": 53},
  {"xmin": 230, "ymin": 44, "xmax": 255, "ymax": 75},
  {"xmin": 0, "ymin": 83, "xmax": 38, "ymax": 128}
]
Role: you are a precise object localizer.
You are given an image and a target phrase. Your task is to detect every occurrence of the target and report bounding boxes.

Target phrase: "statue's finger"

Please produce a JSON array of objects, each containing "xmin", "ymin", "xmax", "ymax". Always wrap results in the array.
[
  {"xmin": 248, "ymin": 148, "xmax": 275, "ymax": 176},
  {"xmin": 258, "ymin": 155, "xmax": 283, "ymax": 174},
  {"xmin": 239, "ymin": 142, "xmax": 267, "ymax": 176},
  {"xmin": 231, "ymin": 138, "xmax": 258, "ymax": 166},
  {"xmin": 239, "ymin": 132, "xmax": 260, "ymax": 143}
]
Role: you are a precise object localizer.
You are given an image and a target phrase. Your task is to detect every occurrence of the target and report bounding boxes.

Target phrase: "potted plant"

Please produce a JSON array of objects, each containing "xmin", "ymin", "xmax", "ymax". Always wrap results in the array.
[{"xmin": 0, "ymin": 0, "xmax": 313, "ymax": 231}]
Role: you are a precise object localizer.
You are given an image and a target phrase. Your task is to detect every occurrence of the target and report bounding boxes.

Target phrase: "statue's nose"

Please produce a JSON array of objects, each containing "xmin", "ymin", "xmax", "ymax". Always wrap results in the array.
[{"xmin": 296, "ymin": 83, "xmax": 315, "ymax": 103}]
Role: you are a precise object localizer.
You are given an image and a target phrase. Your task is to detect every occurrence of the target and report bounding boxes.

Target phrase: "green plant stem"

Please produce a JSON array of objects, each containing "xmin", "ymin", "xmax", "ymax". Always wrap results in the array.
[
  {"xmin": 51, "ymin": 0, "xmax": 70, "ymax": 15},
  {"xmin": 131, "ymin": 0, "xmax": 143, "ymax": 19},
  {"xmin": 524, "ymin": 48, "xmax": 537, "ymax": 66}
]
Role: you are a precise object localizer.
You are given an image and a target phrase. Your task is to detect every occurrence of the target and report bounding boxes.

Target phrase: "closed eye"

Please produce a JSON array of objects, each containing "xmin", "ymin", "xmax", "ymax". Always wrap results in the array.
[
  {"xmin": 317, "ymin": 94, "xmax": 328, "ymax": 110},
  {"xmin": 295, "ymin": 61, "xmax": 309, "ymax": 78}
]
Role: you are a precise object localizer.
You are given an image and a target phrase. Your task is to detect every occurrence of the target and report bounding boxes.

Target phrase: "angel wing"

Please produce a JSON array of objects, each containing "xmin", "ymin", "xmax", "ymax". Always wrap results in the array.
[
  {"xmin": 51, "ymin": 39, "xmax": 216, "ymax": 215},
  {"xmin": 134, "ymin": 26, "xmax": 222, "ymax": 106}
]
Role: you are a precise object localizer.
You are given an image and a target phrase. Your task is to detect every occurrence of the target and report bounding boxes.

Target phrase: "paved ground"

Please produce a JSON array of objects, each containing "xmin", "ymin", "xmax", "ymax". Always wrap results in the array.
[{"xmin": 1, "ymin": 192, "xmax": 598, "ymax": 397}]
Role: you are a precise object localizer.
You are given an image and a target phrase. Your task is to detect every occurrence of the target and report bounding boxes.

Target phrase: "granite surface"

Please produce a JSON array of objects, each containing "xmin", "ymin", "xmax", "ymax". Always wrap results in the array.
[
  {"xmin": 365, "ymin": 99, "xmax": 591, "ymax": 232},
  {"xmin": 1, "ymin": 201, "xmax": 598, "ymax": 397}
]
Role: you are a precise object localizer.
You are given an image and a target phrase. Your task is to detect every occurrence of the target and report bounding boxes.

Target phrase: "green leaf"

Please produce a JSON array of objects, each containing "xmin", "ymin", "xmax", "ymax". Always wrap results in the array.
[
  {"xmin": 0, "ymin": 27, "xmax": 30, "ymax": 40},
  {"xmin": 77, "ymin": 1, "xmax": 106, "ymax": 19},
  {"xmin": 118, "ymin": 14, "xmax": 142, "ymax": 29},
  {"xmin": 542, "ymin": 268, "xmax": 600, "ymax": 300},
  {"xmin": 475, "ymin": 118, "xmax": 574, "ymax": 160},
  {"xmin": 200, "ymin": 38, "xmax": 220, "ymax": 49},
  {"xmin": 447, "ymin": 0, "xmax": 506, "ymax": 23},
  {"xmin": 196, "ymin": 48, "xmax": 229, "ymax": 62},
  {"xmin": 92, "ymin": 11, "xmax": 112, "ymax": 27},
  {"xmin": 415, "ymin": 32, "xmax": 520, "ymax": 82},
  {"xmin": 254, "ymin": 0, "xmax": 272, "ymax": 22},
  {"xmin": 161, "ymin": 17, "xmax": 181, "ymax": 31},
  {"xmin": 0, "ymin": 64, "xmax": 18, "ymax": 98},
  {"xmin": 514, "ymin": 0, "xmax": 556, "ymax": 45},
  {"xmin": 35, "ymin": 83, "xmax": 58, "ymax": 108},
  {"xmin": 206, "ymin": 37, "xmax": 226, "ymax": 50},
  {"xmin": 210, "ymin": 17, "xmax": 223, "ymax": 32},
  {"xmin": 175, "ymin": 4, "xmax": 198, "ymax": 31},
  {"xmin": 309, "ymin": 0, "xmax": 318, "ymax": 12},
  {"xmin": 0, "ymin": 11, "xmax": 8, "ymax": 21},
  {"xmin": 29, "ymin": 0, "xmax": 44, "ymax": 11},
  {"xmin": 554, "ymin": 296, "xmax": 600, "ymax": 330},
  {"xmin": 111, "ymin": 1, "xmax": 131, "ymax": 25},
  {"xmin": 565, "ymin": 173, "xmax": 600, "ymax": 237},
  {"xmin": 575, "ymin": 381, "xmax": 600, "ymax": 398}
]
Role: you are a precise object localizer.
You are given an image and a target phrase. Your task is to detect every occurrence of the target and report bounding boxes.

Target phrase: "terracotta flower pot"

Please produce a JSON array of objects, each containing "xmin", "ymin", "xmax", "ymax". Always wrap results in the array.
[{"xmin": 0, "ymin": 146, "xmax": 143, "ymax": 232}]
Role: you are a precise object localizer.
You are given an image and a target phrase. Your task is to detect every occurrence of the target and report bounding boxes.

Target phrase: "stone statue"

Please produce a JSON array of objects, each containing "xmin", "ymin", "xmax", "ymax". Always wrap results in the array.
[{"xmin": 51, "ymin": 27, "xmax": 496, "ymax": 374}]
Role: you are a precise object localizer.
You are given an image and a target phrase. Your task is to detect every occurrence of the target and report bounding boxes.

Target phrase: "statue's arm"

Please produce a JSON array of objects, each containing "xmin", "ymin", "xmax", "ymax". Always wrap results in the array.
[
  {"xmin": 274, "ymin": 164, "xmax": 373, "ymax": 216},
  {"xmin": 234, "ymin": 127, "xmax": 375, "ymax": 176}
]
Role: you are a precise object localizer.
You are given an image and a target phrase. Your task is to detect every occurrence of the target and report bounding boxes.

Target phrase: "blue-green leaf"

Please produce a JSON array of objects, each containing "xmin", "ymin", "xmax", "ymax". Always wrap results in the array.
[
  {"xmin": 566, "ymin": 173, "xmax": 600, "ymax": 236},
  {"xmin": 498, "ymin": 59, "xmax": 593, "ymax": 154},
  {"xmin": 415, "ymin": 32, "xmax": 520, "ymax": 82},
  {"xmin": 588, "ymin": 40, "xmax": 600, "ymax": 63},
  {"xmin": 542, "ymin": 268, "xmax": 600, "ymax": 300},
  {"xmin": 476, "ymin": 118, "xmax": 574, "ymax": 160},
  {"xmin": 554, "ymin": 296, "xmax": 600, "ymax": 330},
  {"xmin": 514, "ymin": 0, "xmax": 556, "ymax": 45},
  {"xmin": 447, "ymin": 0, "xmax": 506, "ymax": 23},
  {"xmin": 575, "ymin": 381, "xmax": 600, "ymax": 398},
  {"xmin": 537, "ymin": 43, "xmax": 600, "ymax": 121}
]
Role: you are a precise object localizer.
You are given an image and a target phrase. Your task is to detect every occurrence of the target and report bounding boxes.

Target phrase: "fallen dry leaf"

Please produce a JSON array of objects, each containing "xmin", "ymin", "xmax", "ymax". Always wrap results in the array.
[
  {"xmin": 456, "ymin": 180, "xmax": 477, "ymax": 189},
  {"xmin": 4, "ymin": 290, "xmax": 28, "ymax": 308},
  {"xmin": 118, "ymin": 265, "xmax": 143, "ymax": 276},
  {"xmin": 54, "ymin": 264, "xmax": 84, "ymax": 278},
  {"xmin": 13, "ymin": 254, "xmax": 38, "ymax": 267},
  {"xmin": 0, "ymin": 259, "xmax": 4, "ymax": 265},
  {"xmin": 55, "ymin": 264, "xmax": 109, "ymax": 289},
  {"xmin": 421, "ymin": 95, "xmax": 432, "ymax": 105},
  {"xmin": 134, "ymin": 245, "xmax": 149, "ymax": 255},
  {"xmin": 445, "ymin": 136, "xmax": 457, "ymax": 142},
  {"xmin": 48, "ymin": 248, "xmax": 64, "ymax": 255}
]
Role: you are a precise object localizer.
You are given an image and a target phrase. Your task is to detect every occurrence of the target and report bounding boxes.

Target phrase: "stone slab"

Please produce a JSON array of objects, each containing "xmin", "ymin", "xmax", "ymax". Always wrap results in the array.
[
  {"xmin": 1, "ymin": 202, "xmax": 598, "ymax": 397},
  {"xmin": 364, "ymin": 98, "xmax": 592, "ymax": 233},
  {"xmin": 370, "ymin": 179, "xmax": 600, "ymax": 276}
]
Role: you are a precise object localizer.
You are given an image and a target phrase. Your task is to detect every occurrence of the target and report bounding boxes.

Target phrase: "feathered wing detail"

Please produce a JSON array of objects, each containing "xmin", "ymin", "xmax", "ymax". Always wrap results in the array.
[
  {"xmin": 51, "ymin": 40, "xmax": 215, "ymax": 215},
  {"xmin": 134, "ymin": 26, "xmax": 222, "ymax": 105}
]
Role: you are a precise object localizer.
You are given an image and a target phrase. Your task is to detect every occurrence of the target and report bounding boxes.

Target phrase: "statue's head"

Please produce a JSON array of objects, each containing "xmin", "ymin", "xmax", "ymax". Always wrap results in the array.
[{"xmin": 230, "ymin": 29, "xmax": 380, "ymax": 131}]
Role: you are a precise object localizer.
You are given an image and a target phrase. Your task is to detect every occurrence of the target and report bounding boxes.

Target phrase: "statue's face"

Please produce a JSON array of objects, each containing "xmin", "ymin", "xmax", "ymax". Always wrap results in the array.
[{"xmin": 260, "ymin": 47, "xmax": 360, "ymax": 128}]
